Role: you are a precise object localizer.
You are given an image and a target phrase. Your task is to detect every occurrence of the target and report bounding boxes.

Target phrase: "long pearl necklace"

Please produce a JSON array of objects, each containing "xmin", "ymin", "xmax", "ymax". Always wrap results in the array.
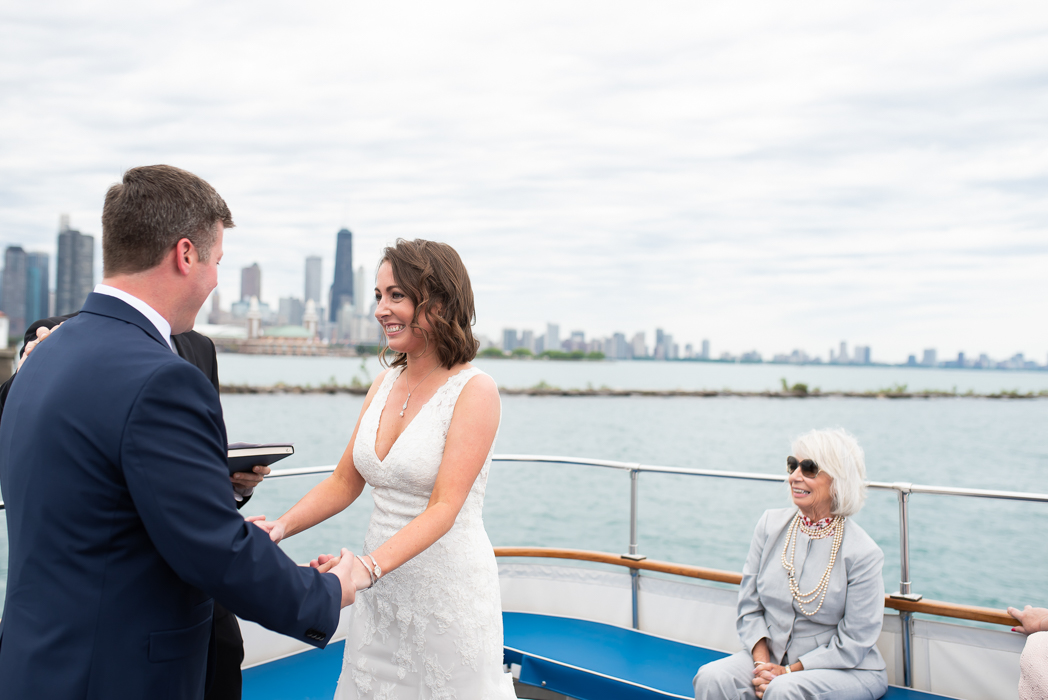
[
  {"xmin": 780, "ymin": 512, "xmax": 845, "ymax": 617},
  {"xmin": 399, "ymin": 365, "xmax": 439, "ymax": 417}
]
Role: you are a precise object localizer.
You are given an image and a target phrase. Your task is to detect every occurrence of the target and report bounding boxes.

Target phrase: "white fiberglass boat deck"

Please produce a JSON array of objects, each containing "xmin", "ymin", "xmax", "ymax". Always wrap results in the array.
[{"xmin": 228, "ymin": 454, "xmax": 1042, "ymax": 700}]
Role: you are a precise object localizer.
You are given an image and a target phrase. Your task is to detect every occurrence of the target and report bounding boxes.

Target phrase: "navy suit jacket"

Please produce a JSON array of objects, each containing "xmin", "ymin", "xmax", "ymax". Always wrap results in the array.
[{"xmin": 0, "ymin": 294, "xmax": 340, "ymax": 699}]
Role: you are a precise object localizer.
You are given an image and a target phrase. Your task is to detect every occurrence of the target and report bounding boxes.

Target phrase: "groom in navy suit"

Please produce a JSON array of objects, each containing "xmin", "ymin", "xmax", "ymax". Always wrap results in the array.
[{"xmin": 0, "ymin": 165, "xmax": 361, "ymax": 699}]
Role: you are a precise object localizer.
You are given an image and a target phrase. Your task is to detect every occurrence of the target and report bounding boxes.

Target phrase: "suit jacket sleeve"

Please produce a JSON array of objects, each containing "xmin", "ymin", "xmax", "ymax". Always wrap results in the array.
[
  {"xmin": 736, "ymin": 510, "xmax": 772, "ymax": 653},
  {"xmin": 797, "ymin": 531, "xmax": 885, "ymax": 670},
  {"xmin": 120, "ymin": 360, "xmax": 341, "ymax": 646}
]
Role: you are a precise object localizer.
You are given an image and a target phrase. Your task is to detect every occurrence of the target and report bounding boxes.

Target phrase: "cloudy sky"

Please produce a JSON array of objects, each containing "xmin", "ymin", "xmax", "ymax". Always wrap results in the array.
[{"xmin": 1, "ymin": 1, "xmax": 1046, "ymax": 362}]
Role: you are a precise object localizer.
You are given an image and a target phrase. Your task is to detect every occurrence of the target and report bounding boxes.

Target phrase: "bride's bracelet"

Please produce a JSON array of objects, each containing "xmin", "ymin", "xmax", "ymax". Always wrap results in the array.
[
  {"xmin": 355, "ymin": 555, "xmax": 376, "ymax": 588},
  {"xmin": 365, "ymin": 554, "xmax": 383, "ymax": 582}
]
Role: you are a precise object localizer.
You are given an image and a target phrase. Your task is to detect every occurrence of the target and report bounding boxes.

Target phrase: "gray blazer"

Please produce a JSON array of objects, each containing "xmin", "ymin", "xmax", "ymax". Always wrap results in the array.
[{"xmin": 737, "ymin": 507, "xmax": 886, "ymax": 671}]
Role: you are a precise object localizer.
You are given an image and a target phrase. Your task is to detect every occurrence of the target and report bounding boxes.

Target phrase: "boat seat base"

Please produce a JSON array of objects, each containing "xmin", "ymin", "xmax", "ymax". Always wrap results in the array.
[
  {"xmin": 503, "ymin": 611, "xmax": 949, "ymax": 700},
  {"xmin": 239, "ymin": 612, "xmax": 953, "ymax": 699}
]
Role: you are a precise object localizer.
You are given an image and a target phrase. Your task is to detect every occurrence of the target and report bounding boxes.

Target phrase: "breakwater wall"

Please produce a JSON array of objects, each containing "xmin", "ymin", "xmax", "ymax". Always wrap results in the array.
[{"xmin": 219, "ymin": 384, "xmax": 1047, "ymax": 399}]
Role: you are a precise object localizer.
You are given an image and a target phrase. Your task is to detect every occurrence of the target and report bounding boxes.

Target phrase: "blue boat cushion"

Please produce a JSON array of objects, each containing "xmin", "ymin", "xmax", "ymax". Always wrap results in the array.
[
  {"xmin": 502, "ymin": 611, "xmax": 948, "ymax": 700},
  {"xmin": 237, "ymin": 613, "xmax": 950, "ymax": 699}
]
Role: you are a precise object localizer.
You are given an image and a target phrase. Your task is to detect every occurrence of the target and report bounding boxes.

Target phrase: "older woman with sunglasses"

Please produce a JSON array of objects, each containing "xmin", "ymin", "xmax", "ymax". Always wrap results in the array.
[{"xmin": 694, "ymin": 428, "xmax": 888, "ymax": 700}]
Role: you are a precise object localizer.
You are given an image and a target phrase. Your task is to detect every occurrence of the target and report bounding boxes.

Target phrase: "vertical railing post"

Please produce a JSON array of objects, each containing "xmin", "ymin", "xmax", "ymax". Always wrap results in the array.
[
  {"xmin": 622, "ymin": 466, "xmax": 646, "ymax": 630},
  {"xmin": 889, "ymin": 484, "xmax": 921, "ymax": 688},
  {"xmin": 629, "ymin": 468, "xmax": 639, "ymax": 557}
]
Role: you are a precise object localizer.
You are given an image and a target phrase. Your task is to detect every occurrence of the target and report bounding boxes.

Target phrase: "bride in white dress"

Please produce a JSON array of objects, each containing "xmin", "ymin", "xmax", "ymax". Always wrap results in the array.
[{"xmin": 252, "ymin": 239, "xmax": 516, "ymax": 699}]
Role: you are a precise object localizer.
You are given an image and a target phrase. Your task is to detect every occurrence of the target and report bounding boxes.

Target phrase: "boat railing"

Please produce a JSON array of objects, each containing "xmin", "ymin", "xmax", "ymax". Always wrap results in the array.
[{"xmin": 2, "ymin": 453, "xmax": 1044, "ymax": 689}]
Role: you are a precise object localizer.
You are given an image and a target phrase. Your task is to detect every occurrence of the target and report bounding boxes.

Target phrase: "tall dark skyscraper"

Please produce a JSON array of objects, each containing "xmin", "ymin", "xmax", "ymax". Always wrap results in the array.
[
  {"xmin": 2, "ymin": 247, "xmax": 27, "ymax": 336},
  {"xmin": 56, "ymin": 216, "xmax": 95, "ymax": 316},
  {"xmin": 329, "ymin": 228, "xmax": 354, "ymax": 322},
  {"xmin": 25, "ymin": 252, "xmax": 49, "ymax": 325}
]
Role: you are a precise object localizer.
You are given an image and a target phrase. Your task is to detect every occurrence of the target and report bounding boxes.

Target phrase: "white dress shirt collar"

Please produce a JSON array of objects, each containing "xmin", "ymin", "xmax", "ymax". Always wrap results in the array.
[{"xmin": 93, "ymin": 284, "xmax": 175, "ymax": 351}]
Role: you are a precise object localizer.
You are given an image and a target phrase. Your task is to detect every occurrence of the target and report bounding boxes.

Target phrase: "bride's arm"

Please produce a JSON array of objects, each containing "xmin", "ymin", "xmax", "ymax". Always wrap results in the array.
[
  {"xmin": 254, "ymin": 369, "xmax": 389, "ymax": 543},
  {"xmin": 367, "ymin": 373, "xmax": 500, "ymax": 577}
]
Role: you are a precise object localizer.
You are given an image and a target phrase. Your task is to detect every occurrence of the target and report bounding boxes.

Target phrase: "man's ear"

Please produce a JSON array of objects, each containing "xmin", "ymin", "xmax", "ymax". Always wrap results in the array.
[{"xmin": 174, "ymin": 238, "xmax": 195, "ymax": 275}]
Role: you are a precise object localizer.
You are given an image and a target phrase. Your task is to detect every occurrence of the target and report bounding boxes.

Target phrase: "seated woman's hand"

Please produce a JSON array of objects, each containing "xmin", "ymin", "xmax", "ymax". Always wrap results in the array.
[{"xmin": 752, "ymin": 662, "xmax": 787, "ymax": 698}]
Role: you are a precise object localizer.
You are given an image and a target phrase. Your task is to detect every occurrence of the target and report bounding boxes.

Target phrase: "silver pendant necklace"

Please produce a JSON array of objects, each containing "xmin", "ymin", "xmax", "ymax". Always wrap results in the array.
[{"xmin": 400, "ymin": 365, "xmax": 439, "ymax": 417}]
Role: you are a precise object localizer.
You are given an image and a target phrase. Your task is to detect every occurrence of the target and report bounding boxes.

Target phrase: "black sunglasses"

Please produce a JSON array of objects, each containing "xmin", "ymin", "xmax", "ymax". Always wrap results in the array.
[{"xmin": 787, "ymin": 456, "xmax": 820, "ymax": 478}]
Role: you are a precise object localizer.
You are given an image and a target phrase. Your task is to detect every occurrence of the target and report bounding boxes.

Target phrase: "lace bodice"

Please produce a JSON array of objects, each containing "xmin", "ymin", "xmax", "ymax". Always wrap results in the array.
[
  {"xmin": 336, "ymin": 365, "xmax": 515, "ymax": 700},
  {"xmin": 355, "ymin": 365, "xmax": 493, "ymax": 524}
]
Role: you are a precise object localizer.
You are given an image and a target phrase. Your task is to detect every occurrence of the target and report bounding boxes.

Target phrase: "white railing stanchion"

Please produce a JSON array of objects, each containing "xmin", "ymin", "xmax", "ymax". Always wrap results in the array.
[
  {"xmin": 621, "ymin": 466, "xmax": 646, "ymax": 630},
  {"xmin": 889, "ymin": 485, "xmax": 921, "ymax": 688}
]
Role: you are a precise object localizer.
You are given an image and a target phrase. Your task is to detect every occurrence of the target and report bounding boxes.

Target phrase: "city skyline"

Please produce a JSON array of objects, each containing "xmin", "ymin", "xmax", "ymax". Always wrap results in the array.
[
  {"xmin": 1, "ymin": 2, "xmax": 1046, "ymax": 361},
  {"xmin": 2, "ymin": 217, "xmax": 1045, "ymax": 368}
]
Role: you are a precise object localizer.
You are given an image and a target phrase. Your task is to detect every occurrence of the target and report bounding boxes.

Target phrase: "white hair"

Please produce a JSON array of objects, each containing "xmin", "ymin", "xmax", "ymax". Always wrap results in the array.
[{"xmin": 790, "ymin": 428, "xmax": 868, "ymax": 517}]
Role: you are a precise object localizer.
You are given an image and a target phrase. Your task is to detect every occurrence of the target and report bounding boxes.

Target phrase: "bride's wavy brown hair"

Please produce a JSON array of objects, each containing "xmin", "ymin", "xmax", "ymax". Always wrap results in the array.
[{"xmin": 378, "ymin": 239, "xmax": 479, "ymax": 370}]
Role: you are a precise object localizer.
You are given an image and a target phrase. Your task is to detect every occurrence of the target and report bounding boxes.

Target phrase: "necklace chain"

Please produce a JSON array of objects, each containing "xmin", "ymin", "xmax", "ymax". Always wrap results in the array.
[
  {"xmin": 780, "ymin": 512, "xmax": 845, "ymax": 616},
  {"xmin": 399, "ymin": 365, "xmax": 439, "ymax": 417}
]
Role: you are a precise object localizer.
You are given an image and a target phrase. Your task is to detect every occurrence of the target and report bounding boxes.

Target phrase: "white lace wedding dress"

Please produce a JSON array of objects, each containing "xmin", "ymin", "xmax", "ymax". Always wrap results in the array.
[{"xmin": 334, "ymin": 366, "xmax": 517, "ymax": 700}]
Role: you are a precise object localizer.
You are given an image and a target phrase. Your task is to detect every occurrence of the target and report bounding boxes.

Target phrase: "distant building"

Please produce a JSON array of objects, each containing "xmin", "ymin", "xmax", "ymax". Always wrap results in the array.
[
  {"xmin": 305, "ymin": 256, "xmax": 322, "ymax": 304},
  {"xmin": 502, "ymin": 329, "xmax": 518, "ymax": 352},
  {"xmin": 854, "ymin": 345, "xmax": 871, "ymax": 364},
  {"xmin": 654, "ymin": 329, "xmax": 667, "ymax": 359},
  {"xmin": 354, "ymin": 264, "xmax": 370, "ymax": 319},
  {"xmin": 740, "ymin": 350, "xmax": 763, "ymax": 363},
  {"xmin": 609, "ymin": 332, "xmax": 629, "ymax": 359},
  {"xmin": 56, "ymin": 217, "xmax": 94, "ymax": 316},
  {"xmin": 25, "ymin": 252, "xmax": 49, "ymax": 323},
  {"xmin": 565, "ymin": 330, "xmax": 586, "ymax": 352},
  {"xmin": 921, "ymin": 349, "xmax": 937, "ymax": 367},
  {"xmin": 2, "ymin": 247, "xmax": 27, "ymax": 336},
  {"xmin": 329, "ymin": 228, "xmax": 354, "ymax": 323},
  {"xmin": 520, "ymin": 329, "xmax": 535, "ymax": 353},
  {"xmin": 241, "ymin": 263, "xmax": 261, "ymax": 301},
  {"xmin": 701, "ymin": 339, "xmax": 710, "ymax": 360},
  {"xmin": 546, "ymin": 323, "xmax": 560, "ymax": 352},
  {"xmin": 278, "ymin": 297, "xmax": 305, "ymax": 327},
  {"xmin": 907, "ymin": 355, "xmax": 917, "ymax": 366},
  {"xmin": 208, "ymin": 290, "xmax": 228, "ymax": 325},
  {"xmin": 631, "ymin": 332, "xmax": 647, "ymax": 358}
]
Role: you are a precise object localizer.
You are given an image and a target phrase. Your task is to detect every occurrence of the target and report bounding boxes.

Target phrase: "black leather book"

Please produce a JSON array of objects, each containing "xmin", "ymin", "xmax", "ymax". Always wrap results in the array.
[{"xmin": 227, "ymin": 442, "xmax": 294, "ymax": 475}]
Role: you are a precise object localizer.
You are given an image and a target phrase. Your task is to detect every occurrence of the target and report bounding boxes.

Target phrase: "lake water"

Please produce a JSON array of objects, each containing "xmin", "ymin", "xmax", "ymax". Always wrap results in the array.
[{"xmin": 2, "ymin": 356, "xmax": 1046, "ymax": 620}]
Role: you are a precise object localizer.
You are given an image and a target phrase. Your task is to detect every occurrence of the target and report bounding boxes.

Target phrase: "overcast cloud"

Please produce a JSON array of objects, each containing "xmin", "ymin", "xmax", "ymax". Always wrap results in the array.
[{"xmin": 1, "ymin": 1, "xmax": 1046, "ymax": 362}]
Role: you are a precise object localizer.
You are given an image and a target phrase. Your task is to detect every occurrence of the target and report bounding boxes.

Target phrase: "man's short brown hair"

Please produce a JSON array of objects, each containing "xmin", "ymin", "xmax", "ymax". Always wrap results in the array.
[{"xmin": 101, "ymin": 165, "xmax": 234, "ymax": 276}]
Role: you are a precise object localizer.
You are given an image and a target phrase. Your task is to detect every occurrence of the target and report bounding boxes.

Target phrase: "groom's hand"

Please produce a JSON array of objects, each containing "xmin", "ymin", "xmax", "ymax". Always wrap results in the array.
[{"xmin": 328, "ymin": 549, "xmax": 357, "ymax": 607}]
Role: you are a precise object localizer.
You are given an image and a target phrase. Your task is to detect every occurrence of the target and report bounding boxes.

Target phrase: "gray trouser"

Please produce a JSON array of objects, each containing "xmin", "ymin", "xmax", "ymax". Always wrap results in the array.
[{"xmin": 693, "ymin": 651, "xmax": 889, "ymax": 700}]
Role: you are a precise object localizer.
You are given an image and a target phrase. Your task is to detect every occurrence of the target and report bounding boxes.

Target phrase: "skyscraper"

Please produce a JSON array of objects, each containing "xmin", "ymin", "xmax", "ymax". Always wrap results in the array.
[
  {"xmin": 304, "ymin": 256, "xmax": 322, "ymax": 304},
  {"xmin": 56, "ymin": 218, "xmax": 94, "ymax": 316},
  {"xmin": 329, "ymin": 228, "xmax": 353, "ymax": 323},
  {"xmin": 354, "ymin": 264, "xmax": 370, "ymax": 316},
  {"xmin": 2, "ymin": 247, "xmax": 27, "ymax": 336},
  {"xmin": 546, "ymin": 323, "xmax": 560, "ymax": 352},
  {"xmin": 241, "ymin": 263, "xmax": 261, "ymax": 301},
  {"xmin": 25, "ymin": 252, "xmax": 49, "ymax": 324}
]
